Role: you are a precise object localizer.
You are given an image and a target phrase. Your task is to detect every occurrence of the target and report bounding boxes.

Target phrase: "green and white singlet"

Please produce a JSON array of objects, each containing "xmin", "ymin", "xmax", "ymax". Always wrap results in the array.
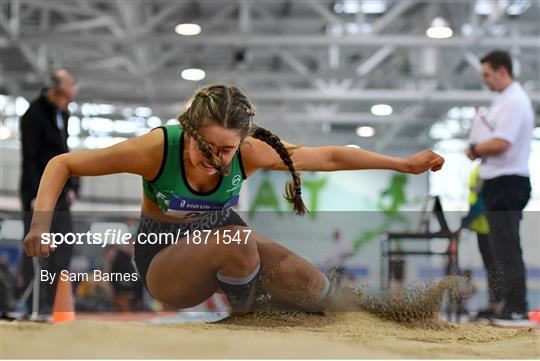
[{"xmin": 142, "ymin": 125, "xmax": 246, "ymax": 222}]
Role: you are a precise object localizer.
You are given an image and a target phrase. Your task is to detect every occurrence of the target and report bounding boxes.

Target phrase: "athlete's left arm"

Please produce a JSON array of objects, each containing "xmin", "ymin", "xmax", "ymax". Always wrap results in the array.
[
  {"xmin": 241, "ymin": 137, "xmax": 444, "ymax": 174},
  {"xmin": 285, "ymin": 144, "xmax": 444, "ymax": 174}
]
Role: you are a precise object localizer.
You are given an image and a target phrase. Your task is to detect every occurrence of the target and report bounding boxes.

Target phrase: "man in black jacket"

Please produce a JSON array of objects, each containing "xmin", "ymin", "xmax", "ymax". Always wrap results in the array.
[{"xmin": 19, "ymin": 69, "xmax": 79, "ymax": 316}]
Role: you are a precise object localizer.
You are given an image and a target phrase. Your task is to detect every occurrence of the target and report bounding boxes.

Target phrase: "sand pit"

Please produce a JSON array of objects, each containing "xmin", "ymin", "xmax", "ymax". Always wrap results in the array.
[
  {"xmin": 2, "ymin": 312, "xmax": 539, "ymax": 359},
  {"xmin": 3, "ymin": 278, "xmax": 538, "ymax": 358}
]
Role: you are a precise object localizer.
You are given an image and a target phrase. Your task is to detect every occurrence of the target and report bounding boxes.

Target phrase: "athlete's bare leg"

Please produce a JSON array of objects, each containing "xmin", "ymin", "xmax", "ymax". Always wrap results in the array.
[{"xmin": 145, "ymin": 226, "xmax": 328, "ymax": 309}]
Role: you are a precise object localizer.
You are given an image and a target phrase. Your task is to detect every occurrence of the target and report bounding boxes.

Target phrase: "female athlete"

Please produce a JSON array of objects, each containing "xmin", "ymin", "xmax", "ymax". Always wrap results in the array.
[{"xmin": 23, "ymin": 84, "xmax": 444, "ymax": 313}]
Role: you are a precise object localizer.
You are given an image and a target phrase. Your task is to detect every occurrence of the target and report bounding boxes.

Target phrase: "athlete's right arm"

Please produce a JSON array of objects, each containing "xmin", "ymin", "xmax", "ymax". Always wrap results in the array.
[{"xmin": 23, "ymin": 129, "xmax": 164, "ymax": 258}]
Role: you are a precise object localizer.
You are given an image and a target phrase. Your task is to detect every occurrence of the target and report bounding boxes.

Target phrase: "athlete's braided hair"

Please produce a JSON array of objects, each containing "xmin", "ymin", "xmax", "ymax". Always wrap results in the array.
[
  {"xmin": 251, "ymin": 127, "xmax": 307, "ymax": 216},
  {"xmin": 178, "ymin": 84, "xmax": 307, "ymax": 215}
]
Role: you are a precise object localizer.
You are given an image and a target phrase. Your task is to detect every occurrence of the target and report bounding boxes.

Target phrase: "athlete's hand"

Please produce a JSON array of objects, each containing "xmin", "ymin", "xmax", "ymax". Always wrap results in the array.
[
  {"xmin": 23, "ymin": 228, "xmax": 55, "ymax": 258},
  {"xmin": 405, "ymin": 150, "xmax": 444, "ymax": 174}
]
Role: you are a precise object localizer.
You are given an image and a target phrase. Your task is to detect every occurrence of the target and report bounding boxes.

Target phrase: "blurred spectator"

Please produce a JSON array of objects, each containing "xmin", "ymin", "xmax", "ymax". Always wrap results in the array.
[
  {"xmin": 0, "ymin": 253, "xmax": 17, "ymax": 316},
  {"xmin": 69, "ymin": 254, "xmax": 91, "ymax": 290},
  {"xmin": 461, "ymin": 165, "xmax": 497, "ymax": 320},
  {"xmin": 326, "ymin": 229, "xmax": 353, "ymax": 288},
  {"xmin": 75, "ymin": 273, "xmax": 113, "ymax": 312},
  {"xmin": 103, "ymin": 241, "xmax": 143, "ymax": 312},
  {"xmin": 388, "ymin": 245, "xmax": 406, "ymax": 294},
  {"xmin": 18, "ymin": 69, "xmax": 79, "ymax": 316}
]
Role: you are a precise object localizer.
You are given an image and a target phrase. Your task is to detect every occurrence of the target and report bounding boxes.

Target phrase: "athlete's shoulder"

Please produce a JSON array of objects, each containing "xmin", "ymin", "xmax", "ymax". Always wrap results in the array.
[
  {"xmin": 136, "ymin": 126, "xmax": 168, "ymax": 153},
  {"xmin": 239, "ymin": 136, "xmax": 270, "ymax": 159},
  {"xmin": 161, "ymin": 123, "xmax": 182, "ymax": 130},
  {"xmin": 239, "ymin": 136, "xmax": 283, "ymax": 174}
]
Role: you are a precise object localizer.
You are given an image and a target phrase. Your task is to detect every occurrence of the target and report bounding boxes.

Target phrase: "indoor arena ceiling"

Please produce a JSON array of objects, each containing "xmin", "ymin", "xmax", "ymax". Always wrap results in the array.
[{"xmin": 1, "ymin": 0, "xmax": 539, "ymax": 150}]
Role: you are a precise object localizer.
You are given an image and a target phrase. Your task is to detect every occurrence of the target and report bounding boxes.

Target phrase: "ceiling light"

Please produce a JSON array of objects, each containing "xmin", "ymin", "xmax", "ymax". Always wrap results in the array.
[
  {"xmin": 461, "ymin": 106, "xmax": 476, "ymax": 119},
  {"xmin": 447, "ymin": 107, "xmax": 461, "ymax": 119},
  {"xmin": 97, "ymin": 104, "xmax": 115, "ymax": 115},
  {"xmin": 134, "ymin": 106, "xmax": 152, "ymax": 117},
  {"xmin": 67, "ymin": 136, "xmax": 81, "ymax": 149},
  {"xmin": 507, "ymin": 0, "xmax": 531, "ymax": 16},
  {"xmin": 346, "ymin": 144, "xmax": 361, "ymax": 149},
  {"xmin": 181, "ymin": 68, "xmax": 206, "ymax": 81},
  {"xmin": 461, "ymin": 23, "xmax": 474, "ymax": 36},
  {"xmin": 474, "ymin": 0, "xmax": 492, "ymax": 15},
  {"xmin": 361, "ymin": 1, "xmax": 388, "ymax": 14},
  {"xmin": 88, "ymin": 117, "xmax": 114, "ymax": 134},
  {"xmin": 0, "ymin": 125, "xmax": 11, "ymax": 140},
  {"xmin": 68, "ymin": 102, "xmax": 78, "ymax": 113},
  {"xmin": 489, "ymin": 24, "xmax": 507, "ymax": 36},
  {"xmin": 429, "ymin": 122, "xmax": 452, "ymax": 140},
  {"xmin": 81, "ymin": 103, "xmax": 97, "ymax": 116},
  {"xmin": 360, "ymin": 23, "xmax": 373, "ymax": 33},
  {"xmin": 426, "ymin": 17, "xmax": 453, "ymax": 39},
  {"xmin": 356, "ymin": 126, "xmax": 375, "ymax": 138},
  {"xmin": 121, "ymin": 107, "xmax": 133, "ymax": 117},
  {"xmin": 67, "ymin": 116, "xmax": 81, "ymax": 135},
  {"xmin": 346, "ymin": 23, "xmax": 360, "ymax": 34},
  {"xmin": 342, "ymin": 0, "xmax": 361, "ymax": 14},
  {"xmin": 147, "ymin": 116, "xmax": 162, "ymax": 128},
  {"xmin": 370, "ymin": 104, "xmax": 393, "ymax": 116},
  {"xmin": 113, "ymin": 120, "xmax": 137, "ymax": 134},
  {"xmin": 326, "ymin": 23, "xmax": 344, "ymax": 36},
  {"xmin": 175, "ymin": 23, "xmax": 201, "ymax": 36},
  {"xmin": 15, "ymin": 96, "xmax": 29, "ymax": 116}
]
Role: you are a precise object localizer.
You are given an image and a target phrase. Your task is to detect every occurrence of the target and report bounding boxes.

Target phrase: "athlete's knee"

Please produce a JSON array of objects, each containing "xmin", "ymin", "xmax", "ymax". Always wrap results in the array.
[
  {"xmin": 226, "ymin": 241, "xmax": 259, "ymax": 271},
  {"xmin": 217, "ymin": 226, "xmax": 259, "ymax": 272}
]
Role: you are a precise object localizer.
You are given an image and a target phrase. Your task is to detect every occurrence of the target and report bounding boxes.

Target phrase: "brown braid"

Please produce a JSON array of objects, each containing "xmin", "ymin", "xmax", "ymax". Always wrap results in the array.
[
  {"xmin": 251, "ymin": 127, "xmax": 308, "ymax": 216},
  {"xmin": 179, "ymin": 112, "xmax": 225, "ymax": 174}
]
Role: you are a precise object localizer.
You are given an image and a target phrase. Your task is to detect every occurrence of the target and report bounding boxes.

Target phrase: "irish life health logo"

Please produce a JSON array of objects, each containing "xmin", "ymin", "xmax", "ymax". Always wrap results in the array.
[{"xmin": 227, "ymin": 175, "xmax": 242, "ymax": 193}]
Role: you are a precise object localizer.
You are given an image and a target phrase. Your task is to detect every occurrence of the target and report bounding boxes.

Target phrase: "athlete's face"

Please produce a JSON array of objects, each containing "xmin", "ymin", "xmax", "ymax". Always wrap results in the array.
[{"xmin": 187, "ymin": 122, "xmax": 242, "ymax": 175}]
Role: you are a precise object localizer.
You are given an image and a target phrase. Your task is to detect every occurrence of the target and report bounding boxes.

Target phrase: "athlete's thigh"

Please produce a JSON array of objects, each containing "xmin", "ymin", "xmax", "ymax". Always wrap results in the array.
[
  {"xmin": 145, "ymin": 226, "xmax": 256, "ymax": 308},
  {"xmin": 252, "ymin": 231, "xmax": 322, "ymax": 294},
  {"xmin": 253, "ymin": 230, "xmax": 312, "ymax": 270},
  {"xmin": 145, "ymin": 235, "xmax": 221, "ymax": 308}
]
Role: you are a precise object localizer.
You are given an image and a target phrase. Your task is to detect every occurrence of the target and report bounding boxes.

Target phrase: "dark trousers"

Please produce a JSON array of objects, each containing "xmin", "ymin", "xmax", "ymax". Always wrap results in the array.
[
  {"xmin": 482, "ymin": 175, "xmax": 531, "ymax": 313},
  {"xmin": 20, "ymin": 206, "xmax": 73, "ymax": 314},
  {"xmin": 476, "ymin": 233, "xmax": 500, "ymax": 304}
]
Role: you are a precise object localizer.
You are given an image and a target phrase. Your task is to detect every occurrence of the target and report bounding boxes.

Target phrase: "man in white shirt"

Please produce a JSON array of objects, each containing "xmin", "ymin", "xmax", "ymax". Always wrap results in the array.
[{"xmin": 466, "ymin": 50, "xmax": 533, "ymax": 323}]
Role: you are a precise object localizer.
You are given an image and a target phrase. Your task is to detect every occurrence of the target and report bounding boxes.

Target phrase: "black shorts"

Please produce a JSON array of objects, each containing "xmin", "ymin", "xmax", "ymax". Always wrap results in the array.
[{"xmin": 133, "ymin": 209, "xmax": 247, "ymax": 292}]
